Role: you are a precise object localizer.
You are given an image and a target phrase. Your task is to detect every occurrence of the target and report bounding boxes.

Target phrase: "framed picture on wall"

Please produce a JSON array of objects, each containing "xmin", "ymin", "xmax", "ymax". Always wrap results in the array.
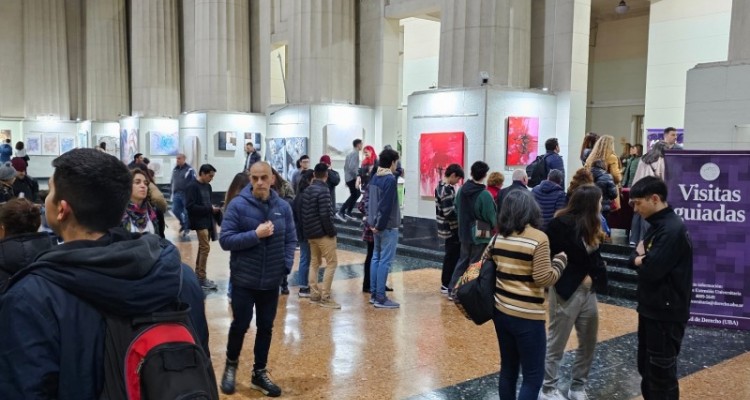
[
  {"xmin": 244, "ymin": 132, "xmax": 262, "ymax": 152},
  {"xmin": 285, "ymin": 137, "xmax": 308, "ymax": 181},
  {"xmin": 96, "ymin": 135, "xmax": 119, "ymax": 157},
  {"xmin": 121, "ymin": 128, "xmax": 139, "ymax": 163},
  {"xmin": 182, "ymin": 136, "xmax": 200, "ymax": 168},
  {"xmin": 149, "ymin": 131, "xmax": 179, "ymax": 156},
  {"xmin": 0, "ymin": 130, "xmax": 10, "ymax": 143},
  {"xmin": 218, "ymin": 131, "xmax": 237, "ymax": 151},
  {"xmin": 419, "ymin": 132, "xmax": 465, "ymax": 197},
  {"xmin": 42, "ymin": 133, "xmax": 60, "ymax": 156},
  {"xmin": 77, "ymin": 131, "xmax": 89, "ymax": 149},
  {"xmin": 26, "ymin": 134, "xmax": 41, "ymax": 156},
  {"xmin": 148, "ymin": 157, "xmax": 166, "ymax": 178},
  {"xmin": 324, "ymin": 124, "xmax": 363, "ymax": 160},
  {"xmin": 59, "ymin": 135, "xmax": 76, "ymax": 154},
  {"xmin": 265, "ymin": 138, "xmax": 286, "ymax": 175},
  {"xmin": 506, "ymin": 116, "xmax": 539, "ymax": 167}
]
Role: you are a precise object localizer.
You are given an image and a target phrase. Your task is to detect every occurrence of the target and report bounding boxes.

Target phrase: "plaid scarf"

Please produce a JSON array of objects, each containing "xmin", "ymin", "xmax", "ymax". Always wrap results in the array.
[{"xmin": 123, "ymin": 200, "xmax": 157, "ymax": 232}]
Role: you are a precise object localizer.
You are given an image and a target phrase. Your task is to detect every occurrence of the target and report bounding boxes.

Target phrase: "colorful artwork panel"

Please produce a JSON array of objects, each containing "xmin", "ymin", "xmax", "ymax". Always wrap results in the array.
[
  {"xmin": 149, "ymin": 131, "xmax": 179, "ymax": 156},
  {"xmin": 285, "ymin": 137, "xmax": 308, "ymax": 181},
  {"xmin": 506, "ymin": 117, "xmax": 539, "ymax": 166},
  {"xmin": 419, "ymin": 132, "xmax": 465, "ymax": 197}
]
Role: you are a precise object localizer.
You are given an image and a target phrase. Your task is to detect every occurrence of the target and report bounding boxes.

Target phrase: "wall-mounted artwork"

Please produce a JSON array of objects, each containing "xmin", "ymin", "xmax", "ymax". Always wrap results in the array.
[
  {"xmin": 324, "ymin": 125, "xmax": 362, "ymax": 160},
  {"xmin": 26, "ymin": 134, "xmax": 41, "ymax": 156},
  {"xmin": 0, "ymin": 130, "xmax": 10, "ymax": 143},
  {"xmin": 149, "ymin": 131, "xmax": 179, "ymax": 156},
  {"xmin": 148, "ymin": 157, "xmax": 165, "ymax": 178},
  {"xmin": 506, "ymin": 116, "xmax": 539, "ymax": 167},
  {"xmin": 42, "ymin": 133, "xmax": 59, "ymax": 156},
  {"xmin": 285, "ymin": 137, "xmax": 308, "ymax": 181},
  {"xmin": 77, "ymin": 131, "xmax": 89, "ymax": 149},
  {"xmin": 244, "ymin": 132, "xmax": 262, "ymax": 152},
  {"xmin": 59, "ymin": 135, "xmax": 76, "ymax": 154},
  {"xmin": 121, "ymin": 128, "xmax": 139, "ymax": 163},
  {"xmin": 96, "ymin": 135, "xmax": 120, "ymax": 157},
  {"xmin": 182, "ymin": 136, "xmax": 201, "ymax": 167},
  {"xmin": 646, "ymin": 128, "xmax": 684, "ymax": 151},
  {"xmin": 265, "ymin": 138, "xmax": 286, "ymax": 175},
  {"xmin": 218, "ymin": 131, "xmax": 237, "ymax": 151},
  {"xmin": 419, "ymin": 132, "xmax": 465, "ymax": 197}
]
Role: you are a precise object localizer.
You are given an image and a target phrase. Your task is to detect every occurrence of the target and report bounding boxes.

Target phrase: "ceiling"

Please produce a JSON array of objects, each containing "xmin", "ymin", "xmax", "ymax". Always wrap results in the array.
[{"xmin": 591, "ymin": 0, "xmax": 651, "ymax": 21}]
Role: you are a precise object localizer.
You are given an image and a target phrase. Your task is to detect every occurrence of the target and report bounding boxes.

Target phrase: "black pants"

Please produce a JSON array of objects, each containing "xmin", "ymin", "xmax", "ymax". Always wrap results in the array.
[
  {"xmin": 441, "ymin": 235, "xmax": 461, "ymax": 288},
  {"xmin": 362, "ymin": 240, "xmax": 374, "ymax": 291},
  {"xmin": 637, "ymin": 315, "xmax": 686, "ymax": 400},
  {"xmin": 341, "ymin": 179, "xmax": 361, "ymax": 216},
  {"xmin": 226, "ymin": 286, "xmax": 279, "ymax": 370}
]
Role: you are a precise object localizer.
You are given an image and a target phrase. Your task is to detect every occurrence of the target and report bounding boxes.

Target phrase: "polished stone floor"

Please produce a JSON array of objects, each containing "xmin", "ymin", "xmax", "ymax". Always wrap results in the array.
[{"xmin": 166, "ymin": 216, "xmax": 750, "ymax": 399}]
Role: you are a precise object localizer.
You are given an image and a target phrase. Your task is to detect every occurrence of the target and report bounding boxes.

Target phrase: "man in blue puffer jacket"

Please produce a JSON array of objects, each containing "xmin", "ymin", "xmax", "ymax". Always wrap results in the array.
[
  {"xmin": 219, "ymin": 161, "xmax": 296, "ymax": 398},
  {"xmin": 531, "ymin": 169, "xmax": 568, "ymax": 229},
  {"xmin": 0, "ymin": 149, "xmax": 210, "ymax": 400}
]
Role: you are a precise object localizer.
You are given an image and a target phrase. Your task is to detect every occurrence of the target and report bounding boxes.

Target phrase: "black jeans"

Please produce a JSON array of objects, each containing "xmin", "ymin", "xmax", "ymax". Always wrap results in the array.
[
  {"xmin": 362, "ymin": 240, "xmax": 374, "ymax": 291},
  {"xmin": 441, "ymin": 235, "xmax": 461, "ymax": 288},
  {"xmin": 341, "ymin": 179, "xmax": 361, "ymax": 216},
  {"xmin": 637, "ymin": 315, "xmax": 686, "ymax": 400},
  {"xmin": 226, "ymin": 286, "xmax": 279, "ymax": 370}
]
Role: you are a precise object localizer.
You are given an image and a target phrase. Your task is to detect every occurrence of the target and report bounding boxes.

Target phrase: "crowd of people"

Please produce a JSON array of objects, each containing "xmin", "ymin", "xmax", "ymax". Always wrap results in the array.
[{"xmin": 0, "ymin": 129, "xmax": 692, "ymax": 400}]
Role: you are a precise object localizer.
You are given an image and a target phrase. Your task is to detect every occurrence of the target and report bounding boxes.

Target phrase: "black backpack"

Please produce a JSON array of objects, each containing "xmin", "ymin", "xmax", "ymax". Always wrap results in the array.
[
  {"xmin": 526, "ymin": 154, "xmax": 549, "ymax": 188},
  {"xmin": 99, "ymin": 302, "xmax": 219, "ymax": 400}
]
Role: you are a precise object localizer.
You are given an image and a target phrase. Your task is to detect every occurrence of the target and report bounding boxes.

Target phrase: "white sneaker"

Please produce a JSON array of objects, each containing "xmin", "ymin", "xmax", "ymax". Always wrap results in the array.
[
  {"xmin": 568, "ymin": 388, "xmax": 590, "ymax": 400},
  {"xmin": 538, "ymin": 389, "xmax": 566, "ymax": 400}
]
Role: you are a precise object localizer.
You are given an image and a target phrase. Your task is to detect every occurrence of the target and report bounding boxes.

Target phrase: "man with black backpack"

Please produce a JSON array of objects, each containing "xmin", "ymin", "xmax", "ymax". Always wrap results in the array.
[
  {"xmin": 0, "ymin": 149, "xmax": 215, "ymax": 399},
  {"xmin": 528, "ymin": 138, "xmax": 565, "ymax": 188}
]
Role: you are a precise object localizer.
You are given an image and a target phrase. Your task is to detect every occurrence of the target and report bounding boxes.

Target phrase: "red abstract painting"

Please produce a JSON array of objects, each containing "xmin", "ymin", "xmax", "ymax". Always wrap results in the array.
[
  {"xmin": 419, "ymin": 132, "xmax": 465, "ymax": 197},
  {"xmin": 506, "ymin": 117, "xmax": 539, "ymax": 166}
]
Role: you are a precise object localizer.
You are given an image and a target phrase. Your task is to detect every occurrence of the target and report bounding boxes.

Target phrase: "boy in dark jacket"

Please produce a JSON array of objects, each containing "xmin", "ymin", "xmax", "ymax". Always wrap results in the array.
[
  {"xmin": 531, "ymin": 169, "xmax": 567, "ymax": 229},
  {"xmin": 293, "ymin": 169, "xmax": 315, "ymax": 297},
  {"xmin": 0, "ymin": 149, "xmax": 210, "ymax": 399},
  {"xmin": 301, "ymin": 163, "xmax": 340, "ymax": 308},
  {"xmin": 219, "ymin": 161, "xmax": 297, "ymax": 397},
  {"xmin": 590, "ymin": 159, "xmax": 618, "ymax": 217},
  {"xmin": 629, "ymin": 176, "xmax": 692, "ymax": 400},
  {"xmin": 186, "ymin": 164, "xmax": 220, "ymax": 290},
  {"xmin": 435, "ymin": 163, "xmax": 464, "ymax": 294}
]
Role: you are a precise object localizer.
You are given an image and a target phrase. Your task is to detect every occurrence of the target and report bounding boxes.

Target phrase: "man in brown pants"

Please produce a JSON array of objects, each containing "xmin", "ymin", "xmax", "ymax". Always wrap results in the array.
[{"xmin": 301, "ymin": 163, "xmax": 340, "ymax": 309}]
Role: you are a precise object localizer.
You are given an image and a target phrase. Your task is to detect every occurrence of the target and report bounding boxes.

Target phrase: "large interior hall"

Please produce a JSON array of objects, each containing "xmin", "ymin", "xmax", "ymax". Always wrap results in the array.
[{"xmin": 1, "ymin": 0, "xmax": 750, "ymax": 399}]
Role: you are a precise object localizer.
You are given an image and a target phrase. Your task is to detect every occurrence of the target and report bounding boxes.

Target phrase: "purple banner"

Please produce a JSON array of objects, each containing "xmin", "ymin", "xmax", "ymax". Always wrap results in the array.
[
  {"xmin": 665, "ymin": 150, "xmax": 750, "ymax": 330},
  {"xmin": 646, "ymin": 128, "xmax": 684, "ymax": 151}
]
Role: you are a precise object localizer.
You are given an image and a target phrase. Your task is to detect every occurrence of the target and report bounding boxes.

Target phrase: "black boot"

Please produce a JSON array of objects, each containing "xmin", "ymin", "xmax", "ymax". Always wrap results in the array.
[
  {"xmin": 251, "ymin": 368, "xmax": 282, "ymax": 397},
  {"xmin": 220, "ymin": 359, "xmax": 238, "ymax": 394}
]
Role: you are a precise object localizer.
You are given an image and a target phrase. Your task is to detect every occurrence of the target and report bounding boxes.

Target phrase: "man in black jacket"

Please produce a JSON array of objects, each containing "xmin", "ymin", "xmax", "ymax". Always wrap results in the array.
[
  {"xmin": 0, "ymin": 149, "xmax": 210, "ymax": 399},
  {"xmin": 301, "ymin": 163, "xmax": 340, "ymax": 309},
  {"xmin": 186, "ymin": 164, "xmax": 220, "ymax": 291},
  {"xmin": 629, "ymin": 176, "xmax": 692, "ymax": 400}
]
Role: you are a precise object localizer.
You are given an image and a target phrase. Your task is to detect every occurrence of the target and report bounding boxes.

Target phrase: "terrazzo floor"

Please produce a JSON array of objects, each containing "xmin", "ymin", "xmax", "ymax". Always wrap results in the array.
[{"xmin": 167, "ymin": 215, "xmax": 750, "ymax": 399}]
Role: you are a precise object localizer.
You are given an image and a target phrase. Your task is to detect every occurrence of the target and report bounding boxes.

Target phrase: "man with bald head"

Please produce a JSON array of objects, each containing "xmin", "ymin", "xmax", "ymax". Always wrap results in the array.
[
  {"xmin": 171, "ymin": 153, "xmax": 195, "ymax": 238},
  {"xmin": 218, "ymin": 161, "xmax": 296, "ymax": 397}
]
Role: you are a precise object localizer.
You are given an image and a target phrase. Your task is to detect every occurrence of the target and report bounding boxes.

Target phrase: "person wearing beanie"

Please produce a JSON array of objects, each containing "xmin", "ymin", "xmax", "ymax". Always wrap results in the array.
[
  {"xmin": 11, "ymin": 157, "xmax": 39, "ymax": 202},
  {"xmin": 319, "ymin": 155, "xmax": 341, "ymax": 213},
  {"xmin": 0, "ymin": 161, "xmax": 17, "ymax": 203}
]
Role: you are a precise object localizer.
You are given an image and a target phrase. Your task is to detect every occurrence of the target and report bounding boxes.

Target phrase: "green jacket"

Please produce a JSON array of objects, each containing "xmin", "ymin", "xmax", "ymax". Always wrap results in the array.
[{"xmin": 455, "ymin": 182, "xmax": 497, "ymax": 245}]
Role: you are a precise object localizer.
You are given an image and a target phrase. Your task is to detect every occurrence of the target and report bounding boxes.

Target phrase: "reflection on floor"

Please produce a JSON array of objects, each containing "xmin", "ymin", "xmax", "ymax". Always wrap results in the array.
[{"xmin": 167, "ymin": 217, "xmax": 750, "ymax": 399}]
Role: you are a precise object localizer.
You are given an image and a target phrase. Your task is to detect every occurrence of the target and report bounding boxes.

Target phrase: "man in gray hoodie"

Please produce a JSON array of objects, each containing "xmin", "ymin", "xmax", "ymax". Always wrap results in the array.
[{"xmin": 338, "ymin": 139, "xmax": 363, "ymax": 221}]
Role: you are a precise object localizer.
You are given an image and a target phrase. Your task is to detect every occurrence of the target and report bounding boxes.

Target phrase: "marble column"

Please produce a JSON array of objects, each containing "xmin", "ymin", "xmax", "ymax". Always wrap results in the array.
[
  {"xmin": 131, "ymin": 0, "xmax": 181, "ymax": 117},
  {"xmin": 287, "ymin": 0, "xmax": 356, "ymax": 103},
  {"xmin": 23, "ymin": 0, "xmax": 71, "ymax": 120},
  {"xmin": 183, "ymin": 0, "xmax": 252, "ymax": 113},
  {"xmin": 85, "ymin": 0, "xmax": 130, "ymax": 121},
  {"xmin": 728, "ymin": 0, "xmax": 750, "ymax": 62},
  {"xmin": 0, "ymin": 0, "xmax": 24, "ymax": 117},
  {"xmin": 531, "ymin": 0, "xmax": 591, "ymax": 178},
  {"xmin": 438, "ymin": 0, "xmax": 531, "ymax": 88}
]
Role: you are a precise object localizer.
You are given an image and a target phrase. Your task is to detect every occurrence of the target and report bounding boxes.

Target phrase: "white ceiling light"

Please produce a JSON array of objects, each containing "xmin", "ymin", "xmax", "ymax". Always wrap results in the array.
[{"xmin": 615, "ymin": 0, "xmax": 630, "ymax": 14}]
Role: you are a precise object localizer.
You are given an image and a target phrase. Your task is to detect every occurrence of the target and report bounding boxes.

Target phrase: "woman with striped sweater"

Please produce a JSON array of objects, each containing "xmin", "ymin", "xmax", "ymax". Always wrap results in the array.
[{"xmin": 492, "ymin": 190, "xmax": 567, "ymax": 400}]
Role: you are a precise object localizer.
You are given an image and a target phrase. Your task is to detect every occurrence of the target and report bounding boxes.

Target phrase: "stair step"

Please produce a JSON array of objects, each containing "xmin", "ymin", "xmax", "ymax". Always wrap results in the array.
[
  {"xmin": 606, "ymin": 281, "xmax": 638, "ymax": 301},
  {"xmin": 607, "ymin": 265, "xmax": 638, "ymax": 284}
]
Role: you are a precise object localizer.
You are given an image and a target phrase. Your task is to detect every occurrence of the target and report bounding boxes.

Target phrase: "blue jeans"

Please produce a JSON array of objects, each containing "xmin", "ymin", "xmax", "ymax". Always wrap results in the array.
[
  {"xmin": 493, "ymin": 309, "xmax": 546, "ymax": 400},
  {"xmin": 297, "ymin": 240, "xmax": 311, "ymax": 287},
  {"xmin": 371, "ymin": 228, "xmax": 398, "ymax": 299},
  {"xmin": 226, "ymin": 286, "xmax": 279, "ymax": 370},
  {"xmin": 171, "ymin": 192, "xmax": 189, "ymax": 232}
]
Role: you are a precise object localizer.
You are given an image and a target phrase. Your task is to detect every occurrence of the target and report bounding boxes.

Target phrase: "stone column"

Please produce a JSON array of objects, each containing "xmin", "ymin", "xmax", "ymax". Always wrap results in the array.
[
  {"xmin": 183, "ymin": 0, "xmax": 252, "ymax": 112},
  {"xmin": 131, "ymin": 0, "xmax": 181, "ymax": 117},
  {"xmin": 0, "ymin": 0, "xmax": 24, "ymax": 117},
  {"xmin": 728, "ymin": 0, "xmax": 750, "ymax": 62},
  {"xmin": 438, "ymin": 0, "xmax": 531, "ymax": 88},
  {"xmin": 23, "ymin": 0, "xmax": 71, "ymax": 120},
  {"xmin": 85, "ymin": 0, "xmax": 130, "ymax": 120},
  {"xmin": 531, "ymin": 0, "xmax": 591, "ymax": 178},
  {"xmin": 359, "ymin": 0, "xmax": 400, "ymax": 149},
  {"xmin": 286, "ymin": 0, "xmax": 356, "ymax": 103}
]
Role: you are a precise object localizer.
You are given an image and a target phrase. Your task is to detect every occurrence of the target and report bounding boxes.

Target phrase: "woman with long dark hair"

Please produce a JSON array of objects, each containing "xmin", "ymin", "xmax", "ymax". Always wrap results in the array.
[
  {"xmin": 579, "ymin": 132, "xmax": 599, "ymax": 166},
  {"xmin": 540, "ymin": 185, "xmax": 607, "ymax": 400},
  {"xmin": 491, "ymin": 190, "xmax": 567, "ymax": 400},
  {"xmin": 120, "ymin": 169, "xmax": 161, "ymax": 236}
]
